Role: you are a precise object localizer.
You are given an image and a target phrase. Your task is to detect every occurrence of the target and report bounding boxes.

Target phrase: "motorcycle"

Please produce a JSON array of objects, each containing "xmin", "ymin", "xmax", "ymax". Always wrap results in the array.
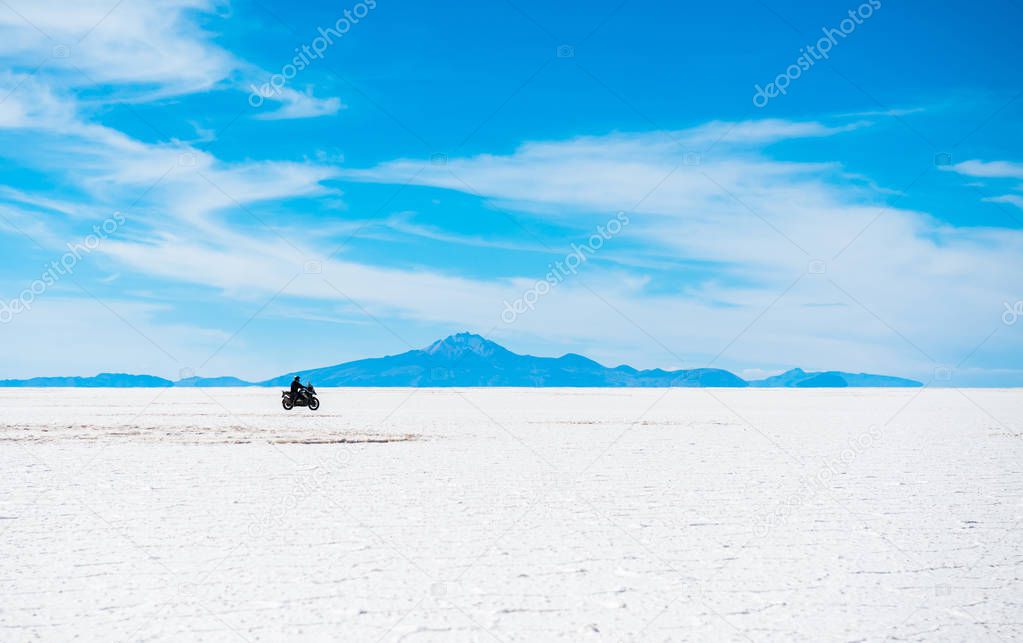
[{"xmin": 282, "ymin": 384, "xmax": 320, "ymax": 411}]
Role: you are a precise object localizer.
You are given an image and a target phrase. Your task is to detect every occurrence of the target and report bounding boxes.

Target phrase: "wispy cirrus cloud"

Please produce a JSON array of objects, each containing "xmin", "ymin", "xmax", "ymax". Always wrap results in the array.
[
  {"xmin": 0, "ymin": 0, "xmax": 234, "ymax": 94},
  {"xmin": 944, "ymin": 159, "xmax": 1023, "ymax": 211},
  {"xmin": 0, "ymin": 0, "xmax": 340, "ymax": 118},
  {"xmin": 984, "ymin": 194, "xmax": 1023, "ymax": 210},
  {"xmin": 946, "ymin": 160, "xmax": 1023, "ymax": 179}
]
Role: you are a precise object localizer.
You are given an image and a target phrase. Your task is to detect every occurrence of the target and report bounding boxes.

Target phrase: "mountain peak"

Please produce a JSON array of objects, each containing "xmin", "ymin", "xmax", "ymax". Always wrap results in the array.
[{"xmin": 423, "ymin": 332, "xmax": 500, "ymax": 358}]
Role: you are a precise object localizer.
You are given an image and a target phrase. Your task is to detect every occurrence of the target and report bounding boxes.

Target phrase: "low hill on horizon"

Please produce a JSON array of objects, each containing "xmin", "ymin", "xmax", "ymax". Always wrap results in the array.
[{"xmin": 748, "ymin": 367, "xmax": 923, "ymax": 388}]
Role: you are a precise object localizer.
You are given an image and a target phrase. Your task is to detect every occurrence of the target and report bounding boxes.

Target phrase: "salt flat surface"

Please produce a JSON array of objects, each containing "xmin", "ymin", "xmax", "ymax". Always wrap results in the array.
[{"xmin": 0, "ymin": 387, "xmax": 1021, "ymax": 641}]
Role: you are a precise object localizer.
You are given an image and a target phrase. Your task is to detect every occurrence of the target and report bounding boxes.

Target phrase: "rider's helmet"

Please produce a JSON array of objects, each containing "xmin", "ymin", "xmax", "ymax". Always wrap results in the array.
[{"xmin": 293, "ymin": 375, "xmax": 300, "ymax": 382}]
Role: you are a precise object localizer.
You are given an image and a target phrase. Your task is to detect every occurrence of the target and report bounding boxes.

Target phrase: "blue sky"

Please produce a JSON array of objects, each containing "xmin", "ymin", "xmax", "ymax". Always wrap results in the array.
[{"xmin": 0, "ymin": 0, "xmax": 1021, "ymax": 385}]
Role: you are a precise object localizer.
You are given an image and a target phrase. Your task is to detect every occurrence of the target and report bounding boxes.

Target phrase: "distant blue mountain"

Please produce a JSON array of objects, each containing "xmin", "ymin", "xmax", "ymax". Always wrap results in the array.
[
  {"xmin": 749, "ymin": 367, "xmax": 921, "ymax": 388},
  {"xmin": 0, "ymin": 334, "xmax": 923, "ymax": 388},
  {"xmin": 174, "ymin": 376, "xmax": 256, "ymax": 387},
  {"xmin": 0, "ymin": 373, "xmax": 174, "ymax": 387},
  {"xmin": 263, "ymin": 333, "xmax": 748, "ymax": 387},
  {"xmin": 795, "ymin": 372, "xmax": 848, "ymax": 388},
  {"xmin": 0, "ymin": 373, "xmax": 253, "ymax": 387}
]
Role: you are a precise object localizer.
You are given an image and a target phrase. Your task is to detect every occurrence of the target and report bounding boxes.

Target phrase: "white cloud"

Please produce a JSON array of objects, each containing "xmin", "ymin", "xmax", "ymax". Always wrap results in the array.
[
  {"xmin": 254, "ymin": 90, "xmax": 344, "ymax": 120},
  {"xmin": 0, "ymin": 0, "xmax": 340, "ymax": 116},
  {"xmin": 834, "ymin": 106, "xmax": 926, "ymax": 118},
  {"xmin": 947, "ymin": 159, "xmax": 1023, "ymax": 213},
  {"xmin": 681, "ymin": 118, "xmax": 871, "ymax": 146},
  {"xmin": 0, "ymin": 70, "xmax": 339, "ymax": 244},
  {"xmin": 0, "ymin": 0, "xmax": 235, "ymax": 96},
  {"xmin": 946, "ymin": 160, "xmax": 1023, "ymax": 180},
  {"xmin": 984, "ymin": 194, "xmax": 1023, "ymax": 210}
]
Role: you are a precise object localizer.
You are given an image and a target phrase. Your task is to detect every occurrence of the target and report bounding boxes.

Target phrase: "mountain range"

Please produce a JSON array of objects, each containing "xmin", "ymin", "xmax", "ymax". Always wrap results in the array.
[{"xmin": 0, "ymin": 333, "xmax": 923, "ymax": 388}]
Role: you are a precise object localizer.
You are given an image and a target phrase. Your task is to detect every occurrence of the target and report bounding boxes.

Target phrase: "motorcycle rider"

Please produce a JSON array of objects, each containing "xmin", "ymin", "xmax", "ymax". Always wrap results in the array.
[{"xmin": 290, "ymin": 375, "xmax": 305, "ymax": 403}]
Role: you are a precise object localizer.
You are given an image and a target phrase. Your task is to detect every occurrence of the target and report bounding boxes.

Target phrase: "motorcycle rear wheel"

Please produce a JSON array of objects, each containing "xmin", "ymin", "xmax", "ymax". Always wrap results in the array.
[{"xmin": 282, "ymin": 395, "xmax": 294, "ymax": 410}]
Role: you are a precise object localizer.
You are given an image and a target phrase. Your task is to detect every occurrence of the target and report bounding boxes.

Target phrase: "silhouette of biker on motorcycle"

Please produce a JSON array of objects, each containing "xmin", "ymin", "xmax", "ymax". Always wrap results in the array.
[{"xmin": 283, "ymin": 375, "xmax": 319, "ymax": 411}]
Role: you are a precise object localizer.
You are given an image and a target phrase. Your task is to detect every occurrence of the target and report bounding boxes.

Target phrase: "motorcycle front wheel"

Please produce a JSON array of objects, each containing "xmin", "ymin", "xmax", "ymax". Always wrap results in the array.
[
  {"xmin": 308, "ymin": 396, "xmax": 320, "ymax": 411},
  {"xmin": 282, "ymin": 395, "xmax": 294, "ymax": 410}
]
